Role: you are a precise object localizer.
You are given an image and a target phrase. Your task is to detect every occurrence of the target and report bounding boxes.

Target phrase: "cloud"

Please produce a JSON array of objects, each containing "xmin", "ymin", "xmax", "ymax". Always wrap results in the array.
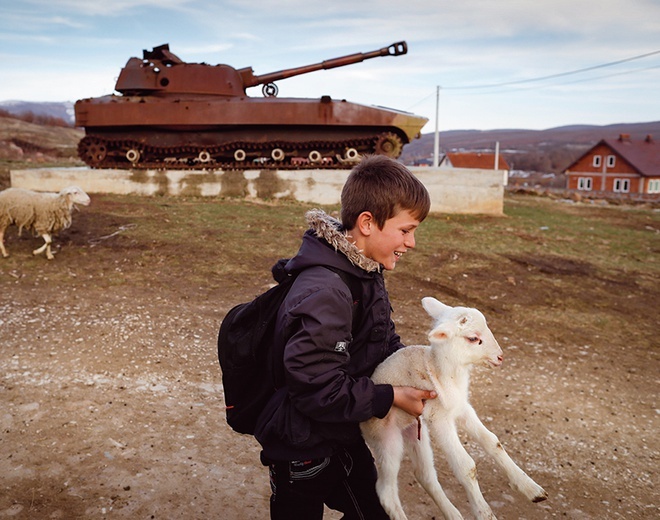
[
  {"xmin": 1, "ymin": 67, "xmax": 118, "ymax": 102},
  {"xmin": 49, "ymin": 15, "xmax": 86, "ymax": 28},
  {"xmin": 175, "ymin": 43, "xmax": 235, "ymax": 57},
  {"xmin": 18, "ymin": 0, "xmax": 197, "ymax": 17},
  {"xmin": 0, "ymin": 0, "xmax": 658, "ymax": 130}
]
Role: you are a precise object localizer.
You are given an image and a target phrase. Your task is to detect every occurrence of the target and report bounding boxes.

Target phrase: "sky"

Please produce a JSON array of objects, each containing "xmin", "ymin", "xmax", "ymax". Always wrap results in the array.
[{"xmin": 1, "ymin": 0, "xmax": 659, "ymax": 134}]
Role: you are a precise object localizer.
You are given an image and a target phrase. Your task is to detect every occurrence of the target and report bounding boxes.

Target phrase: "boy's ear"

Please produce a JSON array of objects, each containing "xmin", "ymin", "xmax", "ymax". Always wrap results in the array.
[{"xmin": 356, "ymin": 211, "xmax": 374, "ymax": 236}]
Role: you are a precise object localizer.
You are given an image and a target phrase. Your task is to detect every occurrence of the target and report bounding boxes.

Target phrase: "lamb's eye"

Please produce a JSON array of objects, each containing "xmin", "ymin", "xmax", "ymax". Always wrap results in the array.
[{"xmin": 468, "ymin": 336, "xmax": 479, "ymax": 343}]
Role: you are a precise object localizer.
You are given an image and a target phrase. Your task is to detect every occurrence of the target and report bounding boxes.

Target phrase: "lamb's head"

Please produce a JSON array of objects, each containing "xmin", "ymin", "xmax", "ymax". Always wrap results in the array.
[
  {"xmin": 60, "ymin": 186, "xmax": 91, "ymax": 207},
  {"xmin": 421, "ymin": 297, "xmax": 503, "ymax": 368}
]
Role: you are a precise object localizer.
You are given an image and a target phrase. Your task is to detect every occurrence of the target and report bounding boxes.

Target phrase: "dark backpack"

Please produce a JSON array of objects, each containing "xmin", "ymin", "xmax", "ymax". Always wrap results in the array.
[{"xmin": 217, "ymin": 259, "xmax": 360, "ymax": 435}]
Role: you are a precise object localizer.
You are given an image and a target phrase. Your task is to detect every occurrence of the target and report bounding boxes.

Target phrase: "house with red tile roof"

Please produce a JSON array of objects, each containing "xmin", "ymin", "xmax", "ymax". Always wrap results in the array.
[
  {"xmin": 439, "ymin": 152, "xmax": 510, "ymax": 171},
  {"xmin": 563, "ymin": 134, "xmax": 659, "ymax": 197}
]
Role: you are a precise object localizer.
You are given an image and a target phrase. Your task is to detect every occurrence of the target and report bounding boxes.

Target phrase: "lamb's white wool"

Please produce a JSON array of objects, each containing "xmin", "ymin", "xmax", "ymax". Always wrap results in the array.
[
  {"xmin": 361, "ymin": 297, "xmax": 547, "ymax": 520},
  {"xmin": 0, "ymin": 186, "xmax": 90, "ymax": 260}
]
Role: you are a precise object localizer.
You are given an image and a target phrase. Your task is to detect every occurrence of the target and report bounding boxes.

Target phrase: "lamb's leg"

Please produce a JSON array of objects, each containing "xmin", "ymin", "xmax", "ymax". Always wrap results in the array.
[
  {"xmin": 432, "ymin": 420, "xmax": 496, "ymax": 520},
  {"xmin": 406, "ymin": 422, "xmax": 464, "ymax": 520},
  {"xmin": 363, "ymin": 420, "xmax": 409, "ymax": 520},
  {"xmin": 33, "ymin": 233, "xmax": 54, "ymax": 260},
  {"xmin": 462, "ymin": 406, "xmax": 548, "ymax": 502},
  {"xmin": 0, "ymin": 227, "xmax": 7, "ymax": 257}
]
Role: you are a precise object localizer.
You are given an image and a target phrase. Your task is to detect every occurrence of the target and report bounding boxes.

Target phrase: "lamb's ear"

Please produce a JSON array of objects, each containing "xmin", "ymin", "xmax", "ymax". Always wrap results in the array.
[
  {"xmin": 421, "ymin": 297, "xmax": 452, "ymax": 319},
  {"xmin": 429, "ymin": 323, "xmax": 453, "ymax": 342}
]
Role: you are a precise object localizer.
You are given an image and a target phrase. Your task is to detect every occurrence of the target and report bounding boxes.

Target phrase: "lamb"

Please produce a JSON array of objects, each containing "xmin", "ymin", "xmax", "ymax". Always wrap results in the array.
[
  {"xmin": 361, "ymin": 297, "xmax": 547, "ymax": 520},
  {"xmin": 0, "ymin": 186, "xmax": 91, "ymax": 260}
]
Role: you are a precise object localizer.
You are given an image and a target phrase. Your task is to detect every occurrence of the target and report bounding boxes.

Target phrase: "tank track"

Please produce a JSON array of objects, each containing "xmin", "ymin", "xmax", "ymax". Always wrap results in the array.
[{"xmin": 77, "ymin": 132, "xmax": 403, "ymax": 170}]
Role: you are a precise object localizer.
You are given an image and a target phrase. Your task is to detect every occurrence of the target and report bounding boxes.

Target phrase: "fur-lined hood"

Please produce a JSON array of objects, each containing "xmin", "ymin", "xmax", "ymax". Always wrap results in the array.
[{"xmin": 305, "ymin": 209, "xmax": 380, "ymax": 273}]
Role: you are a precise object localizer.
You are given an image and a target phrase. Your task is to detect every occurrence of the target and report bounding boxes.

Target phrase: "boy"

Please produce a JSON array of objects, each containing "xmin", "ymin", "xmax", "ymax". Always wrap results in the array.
[{"xmin": 254, "ymin": 155, "xmax": 436, "ymax": 519}]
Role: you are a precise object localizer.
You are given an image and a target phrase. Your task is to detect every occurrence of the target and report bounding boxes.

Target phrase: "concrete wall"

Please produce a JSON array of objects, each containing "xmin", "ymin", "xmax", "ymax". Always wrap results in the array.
[{"xmin": 10, "ymin": 166, "xmax": 506, "ymax": 215}]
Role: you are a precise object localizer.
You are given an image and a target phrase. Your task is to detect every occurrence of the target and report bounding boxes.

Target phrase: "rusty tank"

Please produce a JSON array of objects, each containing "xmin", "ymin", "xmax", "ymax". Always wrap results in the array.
[{"xmin": 74, "ymin": 42, "xmax": 428, "ymax": 170}]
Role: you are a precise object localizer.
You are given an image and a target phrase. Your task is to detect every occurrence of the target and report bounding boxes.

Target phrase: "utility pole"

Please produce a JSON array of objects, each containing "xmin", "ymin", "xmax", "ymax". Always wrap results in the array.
[{"xmin": 433, "ymin": 85, "xmax": 440, "ymax": 168}]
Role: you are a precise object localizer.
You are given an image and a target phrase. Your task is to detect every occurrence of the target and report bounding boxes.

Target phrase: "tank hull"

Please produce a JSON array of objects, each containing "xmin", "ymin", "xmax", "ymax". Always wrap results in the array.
[{"xmin": 75, "ymin": 95, "xmax": 427, "ymax": 169}]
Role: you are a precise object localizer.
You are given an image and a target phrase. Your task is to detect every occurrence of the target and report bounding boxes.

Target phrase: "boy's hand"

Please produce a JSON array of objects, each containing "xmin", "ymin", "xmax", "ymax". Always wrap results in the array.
[{"xmin": 392, "ymin": 386, "xmax": 437, "ymax": 417}]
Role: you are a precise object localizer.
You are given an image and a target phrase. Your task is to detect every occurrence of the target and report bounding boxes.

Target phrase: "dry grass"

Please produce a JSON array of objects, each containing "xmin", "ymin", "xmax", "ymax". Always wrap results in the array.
[{"xmin": 1, "ymin": 192, "xmax": 658, "ymax": 519}]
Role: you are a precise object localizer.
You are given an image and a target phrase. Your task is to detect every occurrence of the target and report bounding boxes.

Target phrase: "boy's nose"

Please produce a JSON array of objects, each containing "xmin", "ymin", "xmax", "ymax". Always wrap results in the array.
[{"xmin": 404, "ymin": 234, "xmax": 415, "ymax": 248}]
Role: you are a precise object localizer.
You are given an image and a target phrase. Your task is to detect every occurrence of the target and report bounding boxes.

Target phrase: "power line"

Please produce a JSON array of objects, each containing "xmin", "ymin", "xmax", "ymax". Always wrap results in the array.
[
  {"xmin": 538, "ymin": 63, "xmax": 660, "ymax": 87},
  {"xmin": 456, "ymin": 63, "xmax": 660, "ymax": 96},
  {"xmin": 405, "ymin": 49, "xmax": 660, "ymax": 110},
  {"xmin": 441, "ymin": 49, "xmax": 660, "ymax": 90}
]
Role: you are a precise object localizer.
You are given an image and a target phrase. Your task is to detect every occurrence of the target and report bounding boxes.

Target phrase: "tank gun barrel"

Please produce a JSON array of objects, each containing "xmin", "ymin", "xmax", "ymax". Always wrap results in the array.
[{"xmin": 241, "ymin": 41, "xmax": 407, "ymax": 88}]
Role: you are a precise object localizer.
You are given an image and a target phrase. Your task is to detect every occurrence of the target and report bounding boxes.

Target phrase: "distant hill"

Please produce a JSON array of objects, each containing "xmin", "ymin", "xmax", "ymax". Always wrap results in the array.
[
  {"xmin": 0, "ymin": 114, "xmax": 83, "ymax": 165},
  {"xmin": 1, "ymin": 100, "xmax": 658, "ymax": 173},
  {"xmin": 401, "ymin": 121, "xmax": 660, "ymax": 172},
  {"xmin": 0, "ymin": 100, "xmax": 75, "ymax": 126}
]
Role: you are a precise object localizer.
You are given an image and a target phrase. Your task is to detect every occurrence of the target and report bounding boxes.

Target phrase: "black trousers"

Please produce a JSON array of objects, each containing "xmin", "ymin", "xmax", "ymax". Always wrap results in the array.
[{"xmin": 265, "ymin": 441, "xmax": 390, "ymax": 520}]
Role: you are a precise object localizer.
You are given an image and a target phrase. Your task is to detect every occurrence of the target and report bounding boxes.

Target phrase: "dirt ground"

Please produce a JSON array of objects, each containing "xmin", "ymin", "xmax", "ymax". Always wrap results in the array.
[{"xmin": 0, "ymin": 193, "xmax": 658, "ymax": 519}]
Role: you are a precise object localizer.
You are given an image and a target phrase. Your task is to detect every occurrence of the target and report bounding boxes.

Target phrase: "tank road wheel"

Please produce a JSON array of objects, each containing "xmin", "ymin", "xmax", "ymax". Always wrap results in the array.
[
  {"xmin": 78, "ymin": 137, "xmax": 108, "ymax": 167},
  {"xmin": 308, "ymin": 150, "xmax": 322, "ymax": 163},
  {"xmin": 271, "ymin": 148, "xmax": 285, "ymax": 161},
  {"xmin": 344, "ymin": 148, "xmax": 360, "ymax": 161},
  {"xmin": 234, "ymin": 149, "xmax": 247, "ymax": 162},
  {"xmin": 198, "ymin": 150, "xmax": 212, "ymax": 163},
  {"xmin": 375, "ymin": 132, "xmax": 404, "ymax": 158},
  {"xmin": 125, "ymin": 149, "xmax": 141, "ymax": 164}
]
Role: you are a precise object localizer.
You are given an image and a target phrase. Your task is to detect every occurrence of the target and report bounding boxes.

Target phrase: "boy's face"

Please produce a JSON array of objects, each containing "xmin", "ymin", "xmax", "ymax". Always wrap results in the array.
[{"xmin": 360, "ymin": 209, "xmax": 420, "ymax": 270}]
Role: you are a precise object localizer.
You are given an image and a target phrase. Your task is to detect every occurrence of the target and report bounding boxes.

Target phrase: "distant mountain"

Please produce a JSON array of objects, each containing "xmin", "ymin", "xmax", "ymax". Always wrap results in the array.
[
  {"xmin": 1, "ymin": 100, "xmax": 658, "ymax": 173},
  {"xmin": 0, "ymin": 100, "xmax": 75, "ymax": 126},
  {"xmin": 401, "ymin": 121, "xmax": 660, "ymax": 164},
  {"xmin": 0, "ymin": 113, "xmax": 83, "ymax": 165}
]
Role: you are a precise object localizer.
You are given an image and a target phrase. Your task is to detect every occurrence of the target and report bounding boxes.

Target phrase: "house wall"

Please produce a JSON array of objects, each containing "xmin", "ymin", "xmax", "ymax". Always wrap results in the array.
[
  {"xmin": 642, "ymin": 176, "xmax": 660, "ymax": 194},
  {"xmin": 10, "ymin": 166, "xmax": 507, "ymax": 215},
  {"xmin": 566, "ymin": 143, "xmax": 643, "ymax": 193},
  {"xmin": 567, "ymin": 173, "xmax": 643, "ymax": 193}
]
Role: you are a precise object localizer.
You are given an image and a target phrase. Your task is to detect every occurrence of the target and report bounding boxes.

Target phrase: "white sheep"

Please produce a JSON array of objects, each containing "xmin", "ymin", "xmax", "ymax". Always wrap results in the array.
[
  {"xmin": 0, "ymin": 186, "xmax": 91, "ymax": 260},
  {"xmin": 361, "ymin": 297, "xmax": 548, "ymax": 520}
]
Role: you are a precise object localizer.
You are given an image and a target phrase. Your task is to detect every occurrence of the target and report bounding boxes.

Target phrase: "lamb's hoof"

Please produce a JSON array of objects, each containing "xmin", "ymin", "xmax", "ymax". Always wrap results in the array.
[{"xmin": 532, "ymin": 489, "xmax": 548, "ymax": 503}]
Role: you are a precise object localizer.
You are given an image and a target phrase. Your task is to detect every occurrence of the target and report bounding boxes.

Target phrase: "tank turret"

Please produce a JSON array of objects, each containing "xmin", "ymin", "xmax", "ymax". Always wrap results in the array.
[
  {"xmin": 75, "ymin": 42, "xmax": 428, "ymax": 169},
  {"xmin": 115, "ymin": 42, "xmax": 408, "ymax": 99}
]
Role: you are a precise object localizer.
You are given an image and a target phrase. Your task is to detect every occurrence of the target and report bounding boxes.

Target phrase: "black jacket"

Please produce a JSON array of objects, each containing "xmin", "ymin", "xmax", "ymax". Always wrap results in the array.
[{"xmin": 255, "ymin": 210, "xmax": 403, "ymax": 461}]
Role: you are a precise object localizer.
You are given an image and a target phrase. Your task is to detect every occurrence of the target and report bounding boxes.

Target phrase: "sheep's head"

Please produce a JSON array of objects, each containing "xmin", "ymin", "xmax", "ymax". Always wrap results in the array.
[
  {"xmin": 421, "ymin": 297, "xmax": 503, "ymax": 368},
  {"xmin": 60, "ymin": 186, "xmax": 91, "ymax": 207}
]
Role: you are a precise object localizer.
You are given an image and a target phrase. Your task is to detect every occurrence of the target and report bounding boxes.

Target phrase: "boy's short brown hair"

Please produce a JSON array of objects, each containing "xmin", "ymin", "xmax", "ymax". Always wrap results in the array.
[{"xmin": 340, "ymin": 155, "xmax": 431, "ymax": 230}]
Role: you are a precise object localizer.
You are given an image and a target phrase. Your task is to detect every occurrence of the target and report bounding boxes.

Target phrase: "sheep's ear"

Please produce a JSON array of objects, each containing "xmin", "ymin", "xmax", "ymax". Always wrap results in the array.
[
  {"xmin": 421, "ymin": 297, "xmax": 452, "ymax": 319},
  {"xmin": 429, "ymin": 323, "xmax": 453, "ymax": 342}
]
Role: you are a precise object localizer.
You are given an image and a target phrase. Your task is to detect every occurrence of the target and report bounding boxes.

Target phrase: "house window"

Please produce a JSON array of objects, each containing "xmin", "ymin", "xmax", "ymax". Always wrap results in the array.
[
  {"xmin": 648, "ymin": 179, "xmax": 660, "ymax": 194},
  {"xmin": 613, "ymin": 179, "xmax": 630, "ymax": 193},
  {"xmin": 607, "ymin": 155, "xmax": 616, "ymax": 167},
  {"xmin": 577, "ymin": 177, "xmax": 593, "ymax": 191},
  {"xmin": 592, "ymin": 155, "xmax": 602, "ymax": 168}
]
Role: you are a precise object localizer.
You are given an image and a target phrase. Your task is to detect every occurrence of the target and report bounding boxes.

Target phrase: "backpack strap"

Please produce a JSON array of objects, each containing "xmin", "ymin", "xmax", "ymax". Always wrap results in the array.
[{"xmin": 271, "ymin": 258, "xmax": 290, "ymax": 284}]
